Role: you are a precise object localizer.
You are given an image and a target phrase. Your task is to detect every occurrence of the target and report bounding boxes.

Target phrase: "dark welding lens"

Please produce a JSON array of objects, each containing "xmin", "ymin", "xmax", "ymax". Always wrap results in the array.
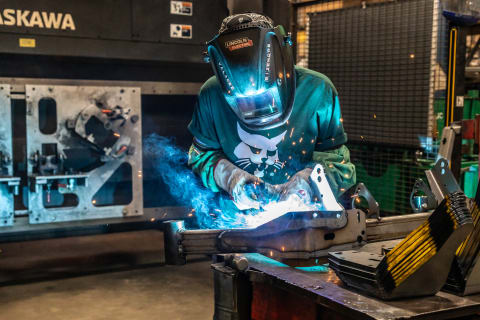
[{"xmin": 235, "ymin": 90, "xmax": 280, "ymax": 119}]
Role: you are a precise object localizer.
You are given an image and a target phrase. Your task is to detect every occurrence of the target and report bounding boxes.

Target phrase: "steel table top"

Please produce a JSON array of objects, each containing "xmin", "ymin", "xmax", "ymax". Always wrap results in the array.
[{"xmin": 241, "ymin": 241, "xmax": 480, "ymax": 320}]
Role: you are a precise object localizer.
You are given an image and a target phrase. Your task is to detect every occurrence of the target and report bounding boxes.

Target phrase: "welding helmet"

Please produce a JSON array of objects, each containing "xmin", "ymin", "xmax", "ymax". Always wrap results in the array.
[{"xmin": 205, "ymin": 13, "xmax": 295, "ymax": 131}]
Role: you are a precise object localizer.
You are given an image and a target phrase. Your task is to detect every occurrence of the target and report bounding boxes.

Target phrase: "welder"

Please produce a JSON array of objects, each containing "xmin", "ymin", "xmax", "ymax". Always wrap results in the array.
[{"xmin": 188, "ymin": 13, "xmax": 355, "ymax": 210}]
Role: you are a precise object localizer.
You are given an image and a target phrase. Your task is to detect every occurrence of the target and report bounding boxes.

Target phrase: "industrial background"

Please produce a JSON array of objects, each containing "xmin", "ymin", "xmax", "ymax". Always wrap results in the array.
[{"xmin": 2, "ymin": 0, "xmax": 480, "ymax": 319}]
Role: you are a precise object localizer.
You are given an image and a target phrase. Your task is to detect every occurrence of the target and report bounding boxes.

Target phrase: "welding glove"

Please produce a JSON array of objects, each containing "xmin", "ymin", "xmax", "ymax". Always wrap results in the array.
[
  {"xmin": 277, "ymin": 168, "xmax": 314, "ymax": 204},
  {"xmin": 214, "ymin": 159, "xmax": 266, "ymax": 210}
]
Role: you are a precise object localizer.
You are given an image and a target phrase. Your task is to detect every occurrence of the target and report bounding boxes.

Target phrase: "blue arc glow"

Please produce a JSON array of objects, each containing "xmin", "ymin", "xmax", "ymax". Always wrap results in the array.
[
  {"xmin": 143, "ymin": 135, "xmax": 324, "ymax": 230},
  {"xmin": 242, "ymin": 88, "xmax": 267, "ymax": 97}
]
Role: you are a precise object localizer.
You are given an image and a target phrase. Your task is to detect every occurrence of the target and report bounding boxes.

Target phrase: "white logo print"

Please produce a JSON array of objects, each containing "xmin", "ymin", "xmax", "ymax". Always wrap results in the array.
[{"xmin": 234, "ymin": 123, "xmax": 286, "ymax": 178}]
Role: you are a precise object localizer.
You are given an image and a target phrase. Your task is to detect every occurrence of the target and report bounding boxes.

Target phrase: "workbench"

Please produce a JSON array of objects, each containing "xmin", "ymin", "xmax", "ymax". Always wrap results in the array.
[{"xmin": 213, "ymin": 241, "xmax": 480, "ymax": 320}]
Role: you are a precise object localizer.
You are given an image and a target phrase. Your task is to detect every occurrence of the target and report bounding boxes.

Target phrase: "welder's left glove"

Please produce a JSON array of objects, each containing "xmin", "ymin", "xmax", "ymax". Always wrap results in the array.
[
  {"xmin": 277, "ymin": 168, "xmax": 314, "ymax": 203},
  {"xmin": 214, "ymin": 159, "xmax": 265, "ymax": 210}
]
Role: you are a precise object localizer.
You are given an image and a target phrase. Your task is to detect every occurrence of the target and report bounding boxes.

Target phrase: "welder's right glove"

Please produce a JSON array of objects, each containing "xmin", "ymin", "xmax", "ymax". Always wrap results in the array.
[
  {"xmin": 214, "ymin": 159, "xmax": 265, "ymax": 211},
  {"xmin": 277, "ymin": 168, "xmax": 314, "ymax": 204}
]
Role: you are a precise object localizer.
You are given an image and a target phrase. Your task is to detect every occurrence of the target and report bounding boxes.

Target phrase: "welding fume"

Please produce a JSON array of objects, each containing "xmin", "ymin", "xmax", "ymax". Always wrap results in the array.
[{"xmin": 158, "ymin": 13, "xmax": 356, "ymax": 228}]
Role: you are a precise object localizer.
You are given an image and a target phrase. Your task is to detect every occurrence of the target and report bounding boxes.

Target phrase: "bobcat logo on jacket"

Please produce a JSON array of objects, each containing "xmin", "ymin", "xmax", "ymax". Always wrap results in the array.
[{"xmin": 234, "ymin": 123, "xmax": 286, "ymax": 178}]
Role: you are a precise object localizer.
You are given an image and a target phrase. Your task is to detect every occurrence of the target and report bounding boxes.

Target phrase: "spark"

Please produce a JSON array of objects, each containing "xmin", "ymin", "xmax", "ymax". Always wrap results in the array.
[
  {"xmin": 340, "ymin": 118, "xmax": 343, "ymax": 123},
  {"xmin": 289, "ymin": 127, "xmax": 295, "ymax": 138},
  {"xmin": 116, "ymin": 145, "xmax": 127, "ymax": 155},
  {"xmin": 144, "ymin": 135, "xmax": 338, "ymax": 230},
  {"xmin": 311, "ymin": 139, "xmax": 315, "ymax": 144},
  {"xmin": 410, "ymin": 53, "xmax": 415, "ymax": 58},
  {"xmin": 328, "ymin": 164, "xmax": 334, "ymax": 168},
  {"xmin": 114, "ymin": 132, "xmax": 120, "ymax": 137},
  {"xmin": 269, "ymin": 251, "xmax": 274, "ymax": 257},
  {"xmin": 299, "ymin": 137, "xmax": 303, "ymax": 143},
  {"xmin": 281, "ymin": 246, "xmax": 285, "ymax": 252},
  {"xmin": 150, "ymin": 218, "xmax": 155, "ymax": 222},
  {"xmin": 92, "ymin": 200, "xmax": 96, "ymax": 204},
  {"xmin": 292, "ymin": 141, "xmax": 296, "ymax": 146},
  {"xmin": 373, "ymin": 114, "xmax": 377, "ymax": 119},
  {"xmin": 302, "ymin": 150, "xmax": 306, "ymax": 155}
]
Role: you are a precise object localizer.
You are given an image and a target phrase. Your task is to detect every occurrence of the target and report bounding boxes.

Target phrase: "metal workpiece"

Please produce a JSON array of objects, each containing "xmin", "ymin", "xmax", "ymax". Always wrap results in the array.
[
  {"xmin": 329, "ymin": 192, "xmax": 473, "ymax": 300},
  {"xmin": 410, "ymin": 178, "xmax": 437, "ymax": 213},
  {"xmin": 0, "ymin": 85, "xmax": 20, "ymax": 227},
  {"xmin": 0, "ymin": 177, "xmax": 20, "ymax": 227},
  {"xmin": 445, "ymin": 256, "xmax": 480, "ymax": 296},
  {"xmin": 365, "ymin": 212, "xmax": 432, "ymax": 242},
  {"xmin": 0, "ymin": 78, "xmax": 203, "ymax": 96},
  {"xmin": 0, "ymin": 85, "xmax": 13, "ymax": 177},
  {"xmin": 163, "ymin": 220, "xmax": 187, "ymax": 265},
  {"xmin": 409, "ymin": 157, "xmax": 461, "ymax": 213},
  {"xmin": 25, "ymin": 85, "xmax": 143, "ymax": 224},
  {"xmin": 438, "ymin": 124, "xmax": 462, "ymax": 165},
  {"xmin": 309, "ymin": 164, "xmax": 344, "ymax": 214},
  {"xmin": 425, "ymin": 158, "xmax": 462, "ymax": 203},
  {"xmin": 445, "ymin": 185, "xmax": 480, "ymax": 296},
  {"xmin": 341, "ymin": 182, "xmax": 380, "ymax": 220},
  {"xmin": 164, "ymin": 208, "xmax": 367, "ymax": 263}
]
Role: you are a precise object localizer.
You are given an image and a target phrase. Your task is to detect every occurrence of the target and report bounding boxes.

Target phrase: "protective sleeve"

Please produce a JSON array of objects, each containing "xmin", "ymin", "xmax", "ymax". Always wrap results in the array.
[
  {"xmin": 316, "ymin": 94, "xmax": 348, "ymax": 151},
  {"xmin": 187, "ymin": 83, "xmax": 225, "ymax": 191},
  {"xmin": 188, "ymin": 89, "xmax": 222, "ymax": 149},
  {"xmin": 313, "ymin": 83, "xmax": 355, "ymax": 196},
  {"xmin": 312, "ymin": 145, "xmax": 356, "ymax": 197},
  {"xmin": 188, "ymin": 142, "xmax": 225, "ymax": 193}
]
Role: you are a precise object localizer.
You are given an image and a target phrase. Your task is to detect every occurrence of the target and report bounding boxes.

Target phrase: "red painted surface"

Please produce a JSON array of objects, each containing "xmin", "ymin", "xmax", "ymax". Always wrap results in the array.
[{"xmin": 251, "ymin": 282, "xmax": 317, "ymax": 320}]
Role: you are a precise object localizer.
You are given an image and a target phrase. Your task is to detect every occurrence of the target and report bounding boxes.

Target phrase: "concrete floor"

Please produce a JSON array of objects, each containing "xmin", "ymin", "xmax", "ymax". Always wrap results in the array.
[{"xmin": 0, "ymin": 231, "xmax": 214, "ymax": 320}]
